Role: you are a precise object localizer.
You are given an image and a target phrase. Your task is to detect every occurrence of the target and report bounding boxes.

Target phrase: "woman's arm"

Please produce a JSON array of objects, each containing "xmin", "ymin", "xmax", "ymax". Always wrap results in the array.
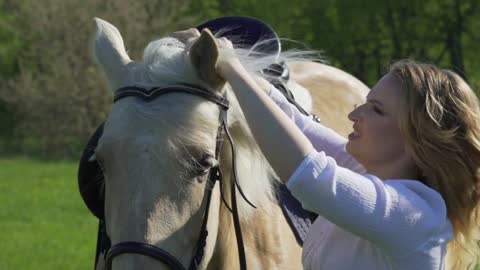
[
  {"xmin": 257, "ymin": 77, "xmax": 364, "ymax": 173},
  {"xmin": 287, "ymin": 152, "xmax": 451, "ymax": 255},
  {"xmin": 218, "ymin": 59, "xmax": 315, "ymax": 181}
]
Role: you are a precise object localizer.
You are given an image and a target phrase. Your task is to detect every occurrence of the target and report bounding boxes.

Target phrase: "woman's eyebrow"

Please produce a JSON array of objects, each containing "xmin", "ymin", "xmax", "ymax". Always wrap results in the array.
[{"xmin": 368, "ymin": 99, "xmax": 384, "ymax": 107}]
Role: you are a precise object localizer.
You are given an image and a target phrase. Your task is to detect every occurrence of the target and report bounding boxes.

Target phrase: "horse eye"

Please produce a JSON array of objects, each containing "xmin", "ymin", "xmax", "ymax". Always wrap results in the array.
[{"xmin": 193, "ymin": 155, "xmax": 217, "ymax": 176}]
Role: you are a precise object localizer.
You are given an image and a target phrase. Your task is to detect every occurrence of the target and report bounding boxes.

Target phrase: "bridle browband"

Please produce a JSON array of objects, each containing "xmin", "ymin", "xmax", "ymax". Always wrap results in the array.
[
  {"xmin": 104, "ymin": 83, "xmax": 253, "ymax": 270},
  {"xmin": 113, "ymin": 84, "xmax": 229, "ymax": 110}
]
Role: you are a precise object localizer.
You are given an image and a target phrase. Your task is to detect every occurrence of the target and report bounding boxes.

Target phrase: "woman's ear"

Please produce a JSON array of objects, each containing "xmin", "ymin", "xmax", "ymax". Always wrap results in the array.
[{"xmin": 189, "ymin": 29, "xmax": 225, "ymax": 90}]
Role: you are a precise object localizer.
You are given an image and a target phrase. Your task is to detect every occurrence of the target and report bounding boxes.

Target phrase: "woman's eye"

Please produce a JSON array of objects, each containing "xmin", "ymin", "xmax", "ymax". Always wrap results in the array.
[{"xmin": 372, "ymin": 106, "xmax": 383, "ymax": 115}]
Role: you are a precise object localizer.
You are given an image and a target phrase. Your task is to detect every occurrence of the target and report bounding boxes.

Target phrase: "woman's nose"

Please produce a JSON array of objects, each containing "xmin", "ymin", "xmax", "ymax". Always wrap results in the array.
[{"xmin": 348, "ymin": 104, "xmax": 361, "ymax": 122}]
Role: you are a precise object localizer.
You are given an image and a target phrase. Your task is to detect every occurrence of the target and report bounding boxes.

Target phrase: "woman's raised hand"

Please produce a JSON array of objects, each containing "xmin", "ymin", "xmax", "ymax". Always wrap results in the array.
[
  {"xmin": 169, "ymin": 28, "xmax": 200, "ymax": 44},
  {"xmin": 214, "ymin": 36, "xmax": 243, "ymax": 79},
  {"xmin": 171, "ymin": 28, "xmax": 242, "ymax": 80}
]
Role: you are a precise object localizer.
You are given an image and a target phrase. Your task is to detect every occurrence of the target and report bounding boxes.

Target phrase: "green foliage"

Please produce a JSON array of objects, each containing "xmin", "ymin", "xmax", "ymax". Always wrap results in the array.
[
  {"xmin": 186, "ymin": 0, "xmax": 480, "ymax": 86},
  {"xmin": 1, "ymin": 0, "xmax": 480, "ymax": 158},
  {"xmin": 0, "ymin": 157, "xmax": 97, "ymax": 269},
  {"xmin": 0, "ymin": 5, "xmax": 21, "ymax": 77},
  {"xmin": 188, "ymin": 0, "xmax": 223, "ymax": 18},
  {"xmin": 0, "ymin": 0, "xmax": 192, "ymax": 159},
  {"xmin": 0, "ymin": 104, "xmax": 16, "ymax": 154}
]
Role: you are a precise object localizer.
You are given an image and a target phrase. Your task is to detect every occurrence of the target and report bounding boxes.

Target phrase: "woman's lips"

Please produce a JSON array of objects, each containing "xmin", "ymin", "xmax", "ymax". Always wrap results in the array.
[{"xmin": 348, "ymin": 129, "xmax": 360, "ymax": 140}]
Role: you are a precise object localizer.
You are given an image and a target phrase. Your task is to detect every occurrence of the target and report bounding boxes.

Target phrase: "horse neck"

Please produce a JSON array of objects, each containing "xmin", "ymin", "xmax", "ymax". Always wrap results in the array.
[
  {"xmin": 219, "ymin": 120, "xmax": 278, "ymax": 216},
  {"xmin": 207, "ymin": 122, "xmax": 302, "ymax": 269}
]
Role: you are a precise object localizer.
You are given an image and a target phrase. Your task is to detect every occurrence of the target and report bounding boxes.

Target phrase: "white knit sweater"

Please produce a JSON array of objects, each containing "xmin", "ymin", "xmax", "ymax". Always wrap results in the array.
[{"xmin": 269, "ymin": 86, "xmax": 453, "ymax": 270}]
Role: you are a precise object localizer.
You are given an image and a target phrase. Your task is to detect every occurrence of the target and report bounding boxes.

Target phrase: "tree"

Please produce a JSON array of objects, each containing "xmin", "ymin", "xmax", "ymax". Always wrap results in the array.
[{"xmin": 0, "ymin": 0, "xmax": 191, "ymax": 158}]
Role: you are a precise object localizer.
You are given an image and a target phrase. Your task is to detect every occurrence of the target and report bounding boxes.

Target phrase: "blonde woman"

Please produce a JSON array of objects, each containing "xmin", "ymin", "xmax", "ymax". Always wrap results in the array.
[{"xmin": 212, "ymin": 35, "xmax": 480, "ymax": 269}]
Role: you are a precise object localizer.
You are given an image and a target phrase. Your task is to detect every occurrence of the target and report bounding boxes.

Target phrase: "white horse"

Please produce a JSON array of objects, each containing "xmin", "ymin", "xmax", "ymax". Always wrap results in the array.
[{"xmin": 92, "ymin": 18, "xmax": 369, "ymax": 270}]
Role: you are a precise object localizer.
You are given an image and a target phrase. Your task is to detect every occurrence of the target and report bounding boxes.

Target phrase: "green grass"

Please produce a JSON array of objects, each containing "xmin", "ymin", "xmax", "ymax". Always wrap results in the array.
[
  {"xmin": 1, "ymin": 157, "xmax": 479, "ymax": 270},
  {"xmin": 0, "ymin": 157, "xmax": 97, "ymax": 270}
]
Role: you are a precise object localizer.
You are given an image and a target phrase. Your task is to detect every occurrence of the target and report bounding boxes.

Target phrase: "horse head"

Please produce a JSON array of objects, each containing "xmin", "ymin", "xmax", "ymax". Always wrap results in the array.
[{"xmin": 92, "ymin": 18, "xmax": 282, "ymax": 270}]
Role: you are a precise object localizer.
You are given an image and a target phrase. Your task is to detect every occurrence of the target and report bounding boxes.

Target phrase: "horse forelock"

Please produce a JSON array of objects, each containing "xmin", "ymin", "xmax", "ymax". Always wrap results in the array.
[{"xmin": 128, "ymin": 37, "xmax": 203, "ymax": 88}]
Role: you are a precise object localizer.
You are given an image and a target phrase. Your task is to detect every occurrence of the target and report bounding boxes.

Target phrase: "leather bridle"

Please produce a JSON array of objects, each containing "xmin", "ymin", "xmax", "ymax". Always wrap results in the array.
[{"xmin": 104, "ymin": 83, "xmax": 254, "ymax": 270}]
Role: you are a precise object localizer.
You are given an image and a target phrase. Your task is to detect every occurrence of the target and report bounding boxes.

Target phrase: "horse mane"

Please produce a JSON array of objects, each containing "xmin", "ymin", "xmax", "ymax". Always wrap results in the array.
[{"xmin": 127, "ymin": 34, "xmax": 318, "ymax": 218}]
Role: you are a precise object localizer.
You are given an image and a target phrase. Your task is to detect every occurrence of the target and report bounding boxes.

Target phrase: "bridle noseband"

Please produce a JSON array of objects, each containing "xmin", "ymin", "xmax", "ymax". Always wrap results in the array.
[{"xmin": 104, "ymin": 83, "xmax": 252, "ymax": 270}]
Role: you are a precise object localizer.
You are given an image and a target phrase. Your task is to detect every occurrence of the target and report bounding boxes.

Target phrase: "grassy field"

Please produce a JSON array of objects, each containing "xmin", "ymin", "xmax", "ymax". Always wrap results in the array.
[
  {"xmin": 1, "ymin": 157, "xmax": 479, "ymax": 270},
  {"xmin": 0, "ymin": 157, "xmax": 98, "ymax": 270}
]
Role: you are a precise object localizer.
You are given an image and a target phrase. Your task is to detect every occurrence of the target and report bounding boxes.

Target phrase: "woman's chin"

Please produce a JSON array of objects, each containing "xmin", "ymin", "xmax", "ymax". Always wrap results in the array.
[{"xmin": 345, "ymin": 141, "xmax": 358, "ymax": 158}]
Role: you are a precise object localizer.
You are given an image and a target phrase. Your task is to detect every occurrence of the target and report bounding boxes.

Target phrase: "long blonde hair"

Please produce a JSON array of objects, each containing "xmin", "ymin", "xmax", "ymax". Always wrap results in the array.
[{"xmin": 390, "ymin": 60, "xmax": 480, "ymax": 269}]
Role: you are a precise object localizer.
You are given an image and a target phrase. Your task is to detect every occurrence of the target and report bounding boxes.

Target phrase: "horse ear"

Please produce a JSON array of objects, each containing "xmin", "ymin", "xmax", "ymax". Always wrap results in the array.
[
  {"xmin": 189, "ymin": 29, "xmax": 225, "ymax": 90},
  {"xmin": 93, "ymin": 18, "xmax": 132, "ymax": 90}
]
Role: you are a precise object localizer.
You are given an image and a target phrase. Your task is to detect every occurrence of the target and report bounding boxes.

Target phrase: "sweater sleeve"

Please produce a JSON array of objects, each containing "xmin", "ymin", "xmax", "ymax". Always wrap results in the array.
[
  {"xmin": 269, "ymin": 85, "xmax": 365, "ymax": 173},
  {"xmin": 287, "ymin": 150, "xmax": 451, "ymax": 255}
]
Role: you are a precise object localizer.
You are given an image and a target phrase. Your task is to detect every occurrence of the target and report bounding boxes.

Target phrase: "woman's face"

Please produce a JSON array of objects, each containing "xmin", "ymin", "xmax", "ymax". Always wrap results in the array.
[{"xmin": 346, "ymin": 73, "xmax": 411, "ymax": 174}]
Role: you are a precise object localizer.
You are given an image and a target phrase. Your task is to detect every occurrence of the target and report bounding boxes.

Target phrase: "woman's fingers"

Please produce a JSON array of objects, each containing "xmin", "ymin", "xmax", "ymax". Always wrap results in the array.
[
  {"xmin": 171, "ymin": 28, "xmax": 234, "ymax": 51},
  {"xmin": 170, "ymin": 28, "xmax": 200, "ymax": 43},
  {"xmin": 216, "ymin": 37, "xmax": 234, "ymax": 50}
]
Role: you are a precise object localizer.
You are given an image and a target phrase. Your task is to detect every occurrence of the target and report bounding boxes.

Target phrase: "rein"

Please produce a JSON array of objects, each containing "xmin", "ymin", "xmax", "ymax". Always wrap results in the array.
[{"xmin": 104, "ymin": 83, "xmax": 252, "ymax": 270}]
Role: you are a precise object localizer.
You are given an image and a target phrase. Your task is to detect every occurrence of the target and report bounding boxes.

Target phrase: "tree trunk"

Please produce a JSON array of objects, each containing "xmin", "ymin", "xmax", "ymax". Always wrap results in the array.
[
  {"xmin": 354, "ymin": 45, "xmax": 367, "ymax": 83},
  {"xmin": 385, "ymin": 0, "xmax": 402, "ymax": 59},
  {"xmin": 373, "ymin": 45, "xmax": 383, "ymax": 80},
  {"xmin": 219, "ymin": 0, "xmax": 232, "ymax": 12},
  {"xmin": 446, "ymin": 31, "xmax": 466, "ymax": 79},
  {"xmin": 446, "ymin": 0, "xmax": 467, "ymax": 79}
]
